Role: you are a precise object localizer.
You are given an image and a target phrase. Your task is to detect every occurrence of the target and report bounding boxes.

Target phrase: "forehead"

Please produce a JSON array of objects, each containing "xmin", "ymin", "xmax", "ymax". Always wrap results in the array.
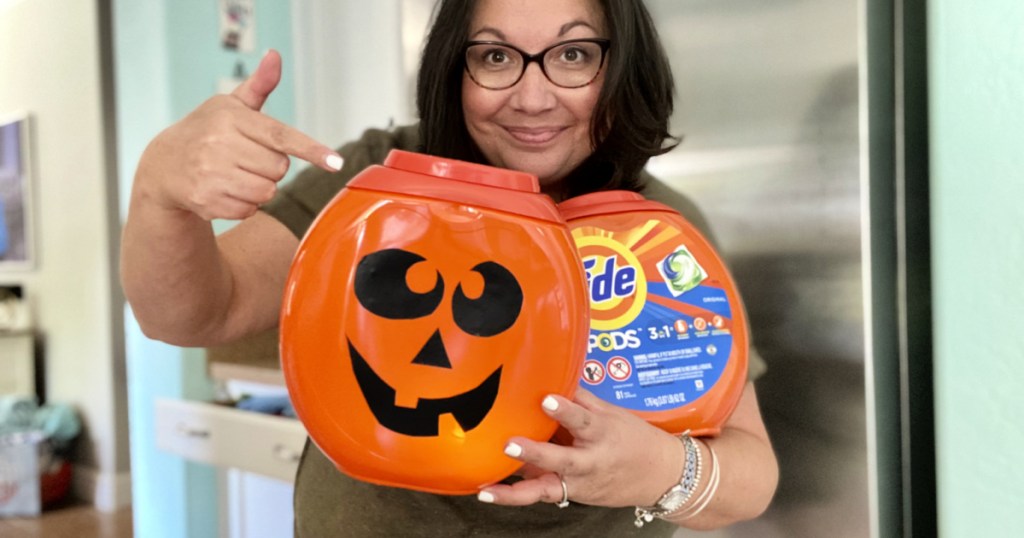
[{"xmin": 469, "ymin": 0, "xmax": 606, "ymax": 45}]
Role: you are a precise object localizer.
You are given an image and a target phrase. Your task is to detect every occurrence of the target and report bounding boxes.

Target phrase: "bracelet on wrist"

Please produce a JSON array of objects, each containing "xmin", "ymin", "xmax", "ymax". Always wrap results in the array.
[
  {"xmin": 633, "ymin": 432, "xmax": 702, "ymax": 528},
  {"xmin": 663, "ymin": 441, "xmax": 720, "ymax": 522}
]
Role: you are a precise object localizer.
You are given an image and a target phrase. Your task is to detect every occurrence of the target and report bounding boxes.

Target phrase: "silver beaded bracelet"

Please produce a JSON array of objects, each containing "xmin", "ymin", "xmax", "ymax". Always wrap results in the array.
[
  {"xmin": 668, "ymin": 442, "xmax": 721, "ymax": 522},
  {"xmin": 633, "ymin": 432, "xmax": 702, "ymax": 528}
]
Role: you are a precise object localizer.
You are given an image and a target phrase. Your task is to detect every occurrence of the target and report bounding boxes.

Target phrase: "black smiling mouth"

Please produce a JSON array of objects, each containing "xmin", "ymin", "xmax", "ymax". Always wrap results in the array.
[{"xmin": 347, "ymin": 340, "xmax": 502, "ymax": 437}]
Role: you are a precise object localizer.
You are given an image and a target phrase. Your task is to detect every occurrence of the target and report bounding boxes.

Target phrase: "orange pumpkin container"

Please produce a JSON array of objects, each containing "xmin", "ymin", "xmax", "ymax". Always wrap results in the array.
[
  {"xmin": 279, "ymin": 150, "xmax": 589, "ymax": 494},
  {"xmin": 558, "ymin": 191, "xmax": 748, "ymax": 436}
]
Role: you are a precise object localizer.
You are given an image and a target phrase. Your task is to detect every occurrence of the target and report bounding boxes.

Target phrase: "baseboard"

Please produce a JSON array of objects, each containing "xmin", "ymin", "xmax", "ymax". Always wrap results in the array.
[{"xmin": 71, "ymin": 465, "xmax": 132, "ymax": 512}]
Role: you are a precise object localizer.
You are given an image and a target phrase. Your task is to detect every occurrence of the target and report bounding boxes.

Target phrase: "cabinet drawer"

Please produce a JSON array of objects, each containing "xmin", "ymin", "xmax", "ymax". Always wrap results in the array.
[{"xmin": 155, "ymin": 398, "xmax": 307, "ymax": 482}]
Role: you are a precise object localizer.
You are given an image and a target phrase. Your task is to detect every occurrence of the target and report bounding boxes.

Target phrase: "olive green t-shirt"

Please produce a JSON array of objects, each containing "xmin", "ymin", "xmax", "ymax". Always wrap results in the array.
[{"xmin": 261, "ymin": 124, "xmax": 765, "ymax": 537}]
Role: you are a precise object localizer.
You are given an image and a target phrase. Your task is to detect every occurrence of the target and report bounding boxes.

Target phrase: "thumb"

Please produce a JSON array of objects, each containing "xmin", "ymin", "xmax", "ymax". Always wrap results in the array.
[{"xmin": 232, "ymin": 49, "xmax": 282, "ymax": 110}]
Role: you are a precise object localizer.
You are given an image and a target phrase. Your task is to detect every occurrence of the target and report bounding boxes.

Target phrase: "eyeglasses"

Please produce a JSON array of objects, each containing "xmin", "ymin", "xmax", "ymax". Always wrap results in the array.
[{"xmin": 464, "ymin": 38, "xmax": 611, "ymax": 90}]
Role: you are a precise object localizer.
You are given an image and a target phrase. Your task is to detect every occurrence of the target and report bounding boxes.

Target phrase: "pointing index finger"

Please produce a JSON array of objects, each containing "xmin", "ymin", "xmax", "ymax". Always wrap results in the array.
[{"xmin": 239, "ymin": 112, "xmax": 342, "ymax": 172}]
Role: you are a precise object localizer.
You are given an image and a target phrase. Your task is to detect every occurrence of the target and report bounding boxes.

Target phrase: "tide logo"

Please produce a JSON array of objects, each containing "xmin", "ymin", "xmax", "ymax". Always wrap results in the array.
[
  {"xmin": 583, "ymin": 256, "xmax": 636, "ymax": 302},
  {"xmin": 573, "ymin": 234, "xmax": 648, "ymax": 331}
]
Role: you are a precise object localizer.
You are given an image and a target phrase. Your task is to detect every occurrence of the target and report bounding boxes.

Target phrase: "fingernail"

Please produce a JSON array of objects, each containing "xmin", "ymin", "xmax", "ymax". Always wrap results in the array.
[
  {"xmin": 504, "ymin": 442, "xmax": 523, "ymax": 458},
  {"xmin": 477, "ymin": 491, "xmax": 495, "ymax": 503},
  {"xmin": 542, "ymin": 396, "xmax": 559, "ymax": 412},
  {"xmin": 325, "ymin": 154, "xmax": 343, "ymax": 171}
]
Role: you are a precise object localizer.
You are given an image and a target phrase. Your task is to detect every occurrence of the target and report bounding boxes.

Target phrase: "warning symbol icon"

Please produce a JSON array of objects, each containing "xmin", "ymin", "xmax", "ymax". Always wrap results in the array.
[{"xmin": 582, "ymin": 360, "xmax": 606, "ymax": 385}]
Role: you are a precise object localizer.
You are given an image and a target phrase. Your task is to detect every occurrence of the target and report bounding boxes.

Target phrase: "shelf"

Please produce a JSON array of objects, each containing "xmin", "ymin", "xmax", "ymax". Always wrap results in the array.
[{"xmin": 205, "ymin": 327, "xmax": 284, "ymax": 386}]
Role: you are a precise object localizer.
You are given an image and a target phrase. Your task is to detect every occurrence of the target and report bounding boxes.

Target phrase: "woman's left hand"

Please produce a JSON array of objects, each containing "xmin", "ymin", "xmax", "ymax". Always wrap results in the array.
[{"xmin": 477, "ymin": 388, "xmax": 685, "ymax": 508}]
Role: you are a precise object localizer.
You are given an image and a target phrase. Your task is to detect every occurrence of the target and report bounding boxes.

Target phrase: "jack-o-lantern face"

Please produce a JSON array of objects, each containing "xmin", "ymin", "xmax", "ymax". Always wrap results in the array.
[
  {"xmin": 349, "ymin": 249, "xmax": 522, "ymax": 436},
  {"xmin": 280, "ymin": 179, "xmax": 589, "ymax": 496}
]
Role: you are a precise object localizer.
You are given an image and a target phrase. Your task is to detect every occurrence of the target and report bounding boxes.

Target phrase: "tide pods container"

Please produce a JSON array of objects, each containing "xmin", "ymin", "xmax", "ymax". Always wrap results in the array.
[
  {"xmin": 280, "ymin": 150, "xmax": 589, "ymax": 494},
  {"xmin": 558, "ymin": 191, "xmax": 748, "ymax": 436}
]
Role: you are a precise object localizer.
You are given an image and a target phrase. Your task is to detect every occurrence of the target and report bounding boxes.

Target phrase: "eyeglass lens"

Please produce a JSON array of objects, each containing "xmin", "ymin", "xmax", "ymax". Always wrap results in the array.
[{"xmin": 465, "ymin": 40, "xmax": 606, "ymax": 89}]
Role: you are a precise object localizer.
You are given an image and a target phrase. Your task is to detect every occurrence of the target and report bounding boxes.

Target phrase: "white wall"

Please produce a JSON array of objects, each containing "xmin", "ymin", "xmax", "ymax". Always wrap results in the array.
[
  {"xmin": 291, "ymin": 0, "xmax": 412, "ymax": 146},
  {"xmin": 0, "ymin": 0, "xmax": 129, "ymax": 510}
]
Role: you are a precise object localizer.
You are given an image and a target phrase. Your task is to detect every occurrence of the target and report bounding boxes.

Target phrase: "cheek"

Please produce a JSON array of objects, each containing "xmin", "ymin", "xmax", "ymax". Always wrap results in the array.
[
  {"xmin": 572, "ymin": 81, "xmax": 603, "ymax": 128},
  {"xmin": 462, "ymin": 77, "xmax": 507, "ymax": 165},
  {"xmin": 462, "ymin": 76, "xmax": 496, "ymax": 130}
]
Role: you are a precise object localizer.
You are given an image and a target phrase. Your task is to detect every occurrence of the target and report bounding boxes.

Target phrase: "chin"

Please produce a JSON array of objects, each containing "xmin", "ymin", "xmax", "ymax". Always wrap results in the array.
[{"xmin": 504, "ymin": 156, "xmax": 573, "ymax": 184}]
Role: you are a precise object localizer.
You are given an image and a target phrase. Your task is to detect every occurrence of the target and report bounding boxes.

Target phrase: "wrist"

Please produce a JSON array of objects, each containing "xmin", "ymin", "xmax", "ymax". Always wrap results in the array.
[
  {"xmin": 634, "ymin": 433, "xmax": 723, "ymax": 528},
  {"xmin": 134, "ymin": 140, "xmax": 194, "ymax": 215},
  {"xmin": 634, "ymin": 433, "xmax": 703, "ymax": 526},
  {"xmin": 637, "ymin": 429, "xmax": 688, "ymax": 507}
]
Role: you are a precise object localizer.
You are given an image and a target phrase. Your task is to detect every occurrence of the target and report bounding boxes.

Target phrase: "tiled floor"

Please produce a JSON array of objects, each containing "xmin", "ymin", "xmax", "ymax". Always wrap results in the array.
[{"xmin": 0, "ymin": 501, "xmax": 132, "ymax": 538}]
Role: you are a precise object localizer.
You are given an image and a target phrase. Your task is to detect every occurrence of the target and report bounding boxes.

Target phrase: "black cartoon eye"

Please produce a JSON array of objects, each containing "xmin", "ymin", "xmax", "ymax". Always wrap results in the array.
[
  {"xmin": 354, "ymin": 249, "xmax": 443, "ymax": 319},
  {"xmin": 453, "ymin": 261, "xmax": 522, "ymax": 336}
]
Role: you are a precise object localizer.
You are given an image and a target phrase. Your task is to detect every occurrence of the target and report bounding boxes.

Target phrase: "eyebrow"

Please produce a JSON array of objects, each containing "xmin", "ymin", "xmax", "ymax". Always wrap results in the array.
[{"xmin": 470, "ymin": 20, "xmax": 599, "ymax": 41}]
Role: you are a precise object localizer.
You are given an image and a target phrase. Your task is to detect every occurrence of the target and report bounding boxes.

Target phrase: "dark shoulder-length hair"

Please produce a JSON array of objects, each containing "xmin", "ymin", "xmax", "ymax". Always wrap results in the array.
[{"xmin": 417, "ymin": 0, "xmax": 678, "ymax": 197}]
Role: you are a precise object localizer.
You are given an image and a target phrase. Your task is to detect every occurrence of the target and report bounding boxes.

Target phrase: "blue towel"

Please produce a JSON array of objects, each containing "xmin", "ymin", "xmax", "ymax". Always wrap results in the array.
[
  {"xmin": 33, "ymin": 404, "xmax": 81, "ymax": 443},
  {"xmin": 236, "ymin": 394, "xmax": 296, "ymax": 417},
  {"xmin": 0, "ymin": 396, "xmax": 80, "ymax": 445},
  {"xmin": 0, "ymin": 395, "xmax": 37, "ymax": 431}
]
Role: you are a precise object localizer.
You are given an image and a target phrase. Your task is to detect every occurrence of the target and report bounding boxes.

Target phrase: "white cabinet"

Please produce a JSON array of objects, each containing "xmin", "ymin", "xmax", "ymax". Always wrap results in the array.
[
  {"xmin": 154, "ymin": 331, "xmax": 304, "ymax": 537},
  {"xmin": 154, "ymin": 398, "xmax": 306, "ymax": 483}
]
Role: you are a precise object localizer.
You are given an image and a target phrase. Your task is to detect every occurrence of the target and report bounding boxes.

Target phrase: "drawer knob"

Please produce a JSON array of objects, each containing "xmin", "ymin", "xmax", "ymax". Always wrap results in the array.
[
  {"xmin": 273, "ymin": 444, "xmax": 301, "ymax": 463},
  {"xmin": 176, "ymin": 423, "xmax": 211, "ymax": 439}
]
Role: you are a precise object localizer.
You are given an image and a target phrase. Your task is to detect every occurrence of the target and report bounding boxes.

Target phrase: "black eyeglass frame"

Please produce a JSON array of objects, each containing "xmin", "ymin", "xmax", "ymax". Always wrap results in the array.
[{"xmin": 463, "ymin": 38, "xmax": 612, "ymax": 90}]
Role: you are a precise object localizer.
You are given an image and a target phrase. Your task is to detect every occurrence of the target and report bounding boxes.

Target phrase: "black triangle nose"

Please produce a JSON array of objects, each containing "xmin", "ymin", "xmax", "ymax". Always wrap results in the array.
[{"xmin": 411, "ymin": 330, "xmax": 452, "ymax": 369}]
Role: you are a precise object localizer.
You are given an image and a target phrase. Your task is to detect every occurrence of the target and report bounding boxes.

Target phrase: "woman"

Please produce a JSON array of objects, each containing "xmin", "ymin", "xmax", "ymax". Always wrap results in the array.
[{"xmin": 121, "ymin": 0, "xmax": 778, "ymax": 535}]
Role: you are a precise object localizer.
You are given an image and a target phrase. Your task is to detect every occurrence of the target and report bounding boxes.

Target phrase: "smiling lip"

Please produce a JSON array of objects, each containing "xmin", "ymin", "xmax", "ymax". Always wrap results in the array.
[{"xmin": 504, "ymin": 126, "xmax": 564, "ymax": 145}]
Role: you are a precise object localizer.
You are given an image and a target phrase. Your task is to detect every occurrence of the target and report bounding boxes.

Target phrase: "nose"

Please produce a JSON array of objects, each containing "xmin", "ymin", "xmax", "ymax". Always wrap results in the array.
[{"xmin": 509, "ymin": 63, "xmax": 556, "ymax": 113}]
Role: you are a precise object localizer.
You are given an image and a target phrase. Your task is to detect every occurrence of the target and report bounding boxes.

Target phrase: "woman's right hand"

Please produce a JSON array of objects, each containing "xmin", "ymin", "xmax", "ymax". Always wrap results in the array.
[{"xmin": 134, "ymin": 49, "xmax": 342, "ymax": 221}]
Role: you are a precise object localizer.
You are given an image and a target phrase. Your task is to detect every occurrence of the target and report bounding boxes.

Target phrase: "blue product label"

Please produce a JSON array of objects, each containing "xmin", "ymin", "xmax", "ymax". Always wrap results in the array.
[{"xmin": 572, "ymin": 224, "xmax": 736, "ymax": 413}]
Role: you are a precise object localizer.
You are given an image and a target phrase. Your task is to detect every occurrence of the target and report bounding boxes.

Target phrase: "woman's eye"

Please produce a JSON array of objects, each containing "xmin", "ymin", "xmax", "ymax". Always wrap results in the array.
[
  {"xmin": 560, "ymin": 47, "xmax": 587, "ymax": 63},
  {"xmin": 484, "ymin": 49, "xmax": 510, "ymax": 65}
]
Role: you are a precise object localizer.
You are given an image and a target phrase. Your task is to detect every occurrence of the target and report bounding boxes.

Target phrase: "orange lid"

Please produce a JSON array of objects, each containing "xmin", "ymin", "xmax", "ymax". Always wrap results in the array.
[
  {"xmin": 347, "ymin": 150, "xmax": 562, "ymax": 223},
  {"xmin": 384, "ymin": 149, "xmax": 538, "ymax": 192},
  {"xmin": 557, "ymin": 190, "xmax": 676, "ymax": 220}
]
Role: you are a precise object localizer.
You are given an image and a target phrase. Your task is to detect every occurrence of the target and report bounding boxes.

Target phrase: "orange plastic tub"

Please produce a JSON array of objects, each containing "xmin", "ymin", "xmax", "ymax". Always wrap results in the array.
[
  {"xmin": 280, "ymin": 150, "xmax": 589, "ymax": 494},
  {"xmin": 558, "ymin": 191, "xmax": 748, "ymax": 436}
]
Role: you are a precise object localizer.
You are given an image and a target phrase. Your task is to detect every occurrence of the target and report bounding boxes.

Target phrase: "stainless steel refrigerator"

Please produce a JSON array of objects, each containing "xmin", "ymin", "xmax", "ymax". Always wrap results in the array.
[{"xmin": 645, "ymin": 1, "xmax": 932, "ymax": 537}]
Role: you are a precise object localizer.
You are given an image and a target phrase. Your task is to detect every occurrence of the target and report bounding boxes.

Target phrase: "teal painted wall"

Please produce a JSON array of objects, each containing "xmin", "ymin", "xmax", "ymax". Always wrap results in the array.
[
  {"xmin": 164, "ymin": 0, "xmax": 296, "ymax": 132},
  {"xmin": 114, "ymin": 1, "xmax": 295, "ymax": 536},
  {"xmin": 930, "ymin": 1, "xmax": 1024, "ymax": 535}
]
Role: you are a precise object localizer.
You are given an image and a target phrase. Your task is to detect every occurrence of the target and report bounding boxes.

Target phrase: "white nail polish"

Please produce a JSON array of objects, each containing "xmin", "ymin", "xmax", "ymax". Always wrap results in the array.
[
  {"xmin": 477, "ymin": 491, "xmax": 495, "ymax": 503},
  {"xmin": 326, "ymin": 154, "xmax": 343, "ymax": 171},
  {"xmin": 504, "ymin": 442, "xmax": 523, "ymax": 458},
  {"xmin": 542, "ymin": 396, "xmax": 559, "ymax": 412}
]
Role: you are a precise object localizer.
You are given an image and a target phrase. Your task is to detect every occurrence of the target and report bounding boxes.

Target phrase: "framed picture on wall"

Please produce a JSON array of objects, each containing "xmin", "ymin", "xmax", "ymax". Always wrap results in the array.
[
  {"xmin": 218, "ymin": 0, "xmax": 256, "ymax": 52},
  {"xmin": 0, "ymin": 113, "xmax": 34, "ymax": 270}
]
